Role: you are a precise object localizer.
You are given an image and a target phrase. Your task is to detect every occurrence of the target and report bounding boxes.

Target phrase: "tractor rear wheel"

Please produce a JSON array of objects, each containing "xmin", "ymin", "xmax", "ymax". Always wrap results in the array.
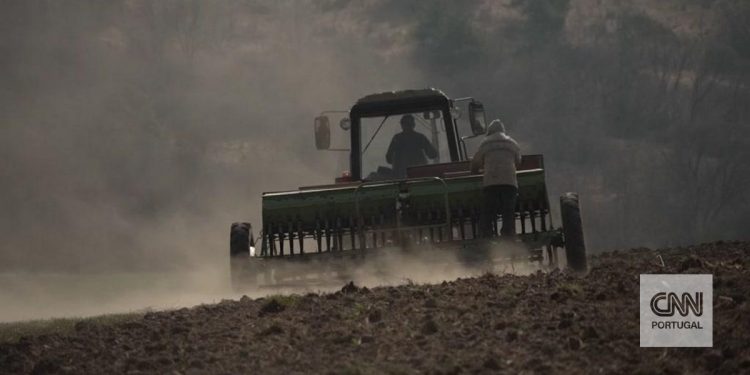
[
  {"xmin": 230, "ymin": 222, "xmax": 252, "ymax": 257},
  {"xmin": 230, "ymin": 222, "xmax": 255, "ymax": 290},
  {"xmin": 560, "ymin": 193, "xmax": 587, "ymax": 272}
]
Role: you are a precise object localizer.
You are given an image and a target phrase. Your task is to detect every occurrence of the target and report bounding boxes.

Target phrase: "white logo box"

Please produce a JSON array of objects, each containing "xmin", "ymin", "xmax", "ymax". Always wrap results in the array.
[{"xmin": 640, "ymin": 274, "xmax": 713, "ymax": 347}]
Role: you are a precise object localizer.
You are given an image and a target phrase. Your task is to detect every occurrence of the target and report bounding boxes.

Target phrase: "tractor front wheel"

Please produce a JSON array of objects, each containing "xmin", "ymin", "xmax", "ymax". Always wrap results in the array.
[{"xmin": 560, "ymin": 193, "xmax": 587, "ymax": 272}]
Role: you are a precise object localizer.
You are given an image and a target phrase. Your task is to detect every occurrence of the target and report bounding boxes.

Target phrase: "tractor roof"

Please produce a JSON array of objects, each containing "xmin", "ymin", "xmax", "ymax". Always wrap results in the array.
[{"xmin": 351, "ymin": 88, "xmax": 450, "ymax": 118}]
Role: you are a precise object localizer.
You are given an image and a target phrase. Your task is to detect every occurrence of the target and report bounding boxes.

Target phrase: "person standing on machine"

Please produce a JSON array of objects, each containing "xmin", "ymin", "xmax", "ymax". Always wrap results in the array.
[{"xmin": 471, "ymin": 119, "xmax": 522, "ymax": 237}]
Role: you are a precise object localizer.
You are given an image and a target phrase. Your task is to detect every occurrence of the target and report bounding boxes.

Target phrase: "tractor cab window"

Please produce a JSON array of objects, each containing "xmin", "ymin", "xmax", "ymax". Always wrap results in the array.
[
  {"xmin": 452, "ymin": 100, "xmax": 484, "ymax": 158},
  {"xmin": 360, "ymin": 111, "xmax": 450, "ymax": 181}
]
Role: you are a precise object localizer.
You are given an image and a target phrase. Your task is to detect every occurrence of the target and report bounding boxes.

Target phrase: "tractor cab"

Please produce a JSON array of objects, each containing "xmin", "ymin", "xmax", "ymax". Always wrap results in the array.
[{"xmin": 315, "ymin": 89, "xmax": 487, "ymax": 183}]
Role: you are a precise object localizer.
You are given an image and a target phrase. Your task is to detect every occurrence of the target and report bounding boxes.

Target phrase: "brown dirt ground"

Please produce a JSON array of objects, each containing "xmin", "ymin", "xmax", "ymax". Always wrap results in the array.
[{"xmin": 1, "ymin": 241, "xmax": 749, "ymax": 374}]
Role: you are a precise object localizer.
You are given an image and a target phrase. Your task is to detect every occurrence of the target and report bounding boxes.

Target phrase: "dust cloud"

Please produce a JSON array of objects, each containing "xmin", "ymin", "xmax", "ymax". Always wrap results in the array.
[
  {"xmin": 0, "ymin": 242, "xmax": 542, "ymax": 322},
  {"xmin": 0, "ymin": 269, "xmax": 232, "ymax": 322},
  {"xmin": 234, "ymin": 241, "xmax": 548, "ymax": 297},
  {"xmin": 0, "ymin": 1, "xmax": 425, "ymax": 321}
]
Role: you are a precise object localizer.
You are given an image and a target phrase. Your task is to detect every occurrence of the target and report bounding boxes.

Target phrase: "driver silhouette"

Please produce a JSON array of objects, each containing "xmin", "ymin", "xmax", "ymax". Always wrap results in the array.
[{"xmin": 385, "ymin": 114, "xmax": 438, "ymax": 178}]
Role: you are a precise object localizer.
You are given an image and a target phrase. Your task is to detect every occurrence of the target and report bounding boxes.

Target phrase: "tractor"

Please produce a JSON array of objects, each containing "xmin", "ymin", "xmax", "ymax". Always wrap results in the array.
[{"xmin": 230, "ymin": 88, "xmax": 586, "ymax": 288}]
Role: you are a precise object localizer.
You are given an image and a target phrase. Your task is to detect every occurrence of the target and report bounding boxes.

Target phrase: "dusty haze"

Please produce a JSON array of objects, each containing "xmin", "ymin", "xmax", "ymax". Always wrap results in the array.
[{"xmin": 1, "ymin": 0, "xmax": 749, "ymax": 321}]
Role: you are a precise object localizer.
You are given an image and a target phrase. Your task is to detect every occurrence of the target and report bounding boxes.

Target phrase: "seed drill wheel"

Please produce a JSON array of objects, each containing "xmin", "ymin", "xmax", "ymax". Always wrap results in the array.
[
  {"xmin": 560, "ymin": 193, "xmax": 587, "ymax": 272},
  {"xmin": 230, "ymin": 222, "xmax": 256, "ymax": 290}
]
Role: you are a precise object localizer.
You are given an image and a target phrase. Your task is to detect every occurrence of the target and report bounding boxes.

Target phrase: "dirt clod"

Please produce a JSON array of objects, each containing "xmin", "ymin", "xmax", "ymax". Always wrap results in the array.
[
  {"xmin": 421, "ymin": 319, "xmax": 439, "ymax": 335},
  {"xmin": 506, "ymin": 330, "xmax": 518, "ymax": 342},
  {"xmin": 568, "ymin": 336, "xmax": 582, "ymax": 350},
  {"xmin": 716, "ymin": 295, "xmax": 735, "ymax": 309},
  {"xmin": 483, "ymin": 357, "xmax": 500, "ymax": 370},
  {"xmin": 582, "ymin": 326, "xmax": 599, "ymax": 340},
  {"xmin": 678, "ymin": 255, "xmax": 705, "ymax": 272},
  {"xmin": 258, "ymin": 299, "xmax": 285, "ymax": 316},
  {"xmin": 340, "ymin": 281, "xmax": 358, "ymax": 294},
  {"xmin": 705, "ymin": 350, "xmax": 723, "ymax": 370},
  {"xmin": 259, "ymin": 323, "xmax": 284, "ymax": 336},
  {"xmin": 424, "ymin": 298, "xmax": 437, "ymax": 308},
  {"xmin": 367, "ymin": 309, "xmax": 382, "ymax": 324}
]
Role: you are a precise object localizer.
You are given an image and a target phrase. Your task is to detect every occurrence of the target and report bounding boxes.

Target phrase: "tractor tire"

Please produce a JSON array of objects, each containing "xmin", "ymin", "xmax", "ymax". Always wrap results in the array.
[
  {"xmin": 230, "ymin": 222, "xmax": 252, "ymax": 257},
  {"xmin": 230, "ymin": 222, "xmax": 255, "ymax": 290},
  {"xmin": 560, "ymin": 193, "xmax": 587, "ymax": 272}
]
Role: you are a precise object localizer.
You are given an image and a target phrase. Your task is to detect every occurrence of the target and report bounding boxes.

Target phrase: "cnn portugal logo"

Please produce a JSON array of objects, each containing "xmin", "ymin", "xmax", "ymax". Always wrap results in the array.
[
  {"xmin": 649, "ymin": 292, "xmax": 703, "ymax": 317},
  {"xmin": 640, "ymin": 274, "xmax": 712, "ymax": 347}
]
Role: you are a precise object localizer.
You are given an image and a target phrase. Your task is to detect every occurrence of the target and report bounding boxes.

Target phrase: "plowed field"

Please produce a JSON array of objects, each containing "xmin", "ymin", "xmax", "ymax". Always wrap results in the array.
[{"xmin": 1, "ymin": 241, "xmax": 748, "ymax": 374}]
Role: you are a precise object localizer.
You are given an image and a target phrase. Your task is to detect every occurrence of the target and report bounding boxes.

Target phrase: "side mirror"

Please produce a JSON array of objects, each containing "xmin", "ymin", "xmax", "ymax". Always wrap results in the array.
[
  {"xmin": 339, "ymin": 118, "xmax": 351, "ymax": 131},
  {"xmin": 314, "ymin": 116, "xmax": 331, "ymax": 150},
  {"xmin": 468, "ymin": 101, "xmax": 487, "ymax": 136}
]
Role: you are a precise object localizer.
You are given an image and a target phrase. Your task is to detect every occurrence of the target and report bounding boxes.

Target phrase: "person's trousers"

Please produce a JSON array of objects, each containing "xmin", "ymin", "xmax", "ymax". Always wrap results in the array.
[{"xmin": 481, "ymin": 184, "xmax": 518, "ymax": 237}]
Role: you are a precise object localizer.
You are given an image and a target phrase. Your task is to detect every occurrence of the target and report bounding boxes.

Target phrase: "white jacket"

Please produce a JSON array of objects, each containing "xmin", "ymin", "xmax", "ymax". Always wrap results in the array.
[{"xmin": 471, "ymin": 132, "xmax": 521, "ymax": 187}]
